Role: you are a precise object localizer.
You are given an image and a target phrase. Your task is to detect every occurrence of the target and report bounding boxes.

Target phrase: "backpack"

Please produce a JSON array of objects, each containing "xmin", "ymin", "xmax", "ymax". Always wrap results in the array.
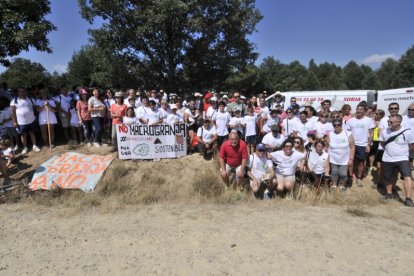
[{"xmin": 14, "ymin": 96, "xmax": 37, "ymax": 115}]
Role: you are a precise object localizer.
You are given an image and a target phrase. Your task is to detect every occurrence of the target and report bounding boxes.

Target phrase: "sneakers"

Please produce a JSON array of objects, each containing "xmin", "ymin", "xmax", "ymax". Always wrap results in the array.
[
  {"xmin": 93, "ymin": 142, "xmax": 101, "ymax": 148},
  {"xmin": 21, "ymin": 147, "xmax": 28, "ymax": 154},
  {"xmin": 384, "ymin": 193, "xmax": 395, "ymax": 200},
  {"xmin": 13, "ymin": 145, "xmax": 19, "ymax": 151},
  {"xmin": 263, "ymin": 192, "xmax": 272, "ymax": 200},
  {"xmin": 86, "ymin": 142, "xmax": 92, "ymax": 147},
  {"xmin": 32, "ymin": 145, "xmax": 41, "ymax": 152},
  {"xmin": 405, "ymin": 198, "xmax": 414, "ymax": 207},
  {"xmin": 356, "ymin": 178, "xmax": 363, "ymax": 187}
]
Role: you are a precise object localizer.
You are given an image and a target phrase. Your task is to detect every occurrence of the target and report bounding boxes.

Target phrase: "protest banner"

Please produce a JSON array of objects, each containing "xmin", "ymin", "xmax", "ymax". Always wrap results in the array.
[
  {"xmin": 29, "ymin": 152, "xmax": 113, "ymax": 193},
  {"xmin": 116, "ymin": 123, "xmax": 187, "ymax": 159}
]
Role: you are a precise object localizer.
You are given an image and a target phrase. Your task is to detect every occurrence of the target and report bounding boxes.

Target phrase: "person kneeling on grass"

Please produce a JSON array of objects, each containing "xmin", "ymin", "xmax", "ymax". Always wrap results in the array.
[
  {"xmin": 270, "ymin": 139, "xmax": 306, "ymax": 196},
  {"xmin": 197, "ymin": 119, "xmax": 218, "ymax": 157},
  {"xmin": 247, "ymin": 143, "xmax": 276, "ymax": 200},
  {"xmin": 219, "ymin": 132, "xmax": 248, "ymax": 187}
]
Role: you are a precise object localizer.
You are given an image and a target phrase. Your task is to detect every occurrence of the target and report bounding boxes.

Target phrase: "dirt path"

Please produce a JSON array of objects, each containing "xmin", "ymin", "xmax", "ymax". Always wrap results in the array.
[{"xmin": 1, "ymin": 203, "xmax": 413, "ymax": 275}]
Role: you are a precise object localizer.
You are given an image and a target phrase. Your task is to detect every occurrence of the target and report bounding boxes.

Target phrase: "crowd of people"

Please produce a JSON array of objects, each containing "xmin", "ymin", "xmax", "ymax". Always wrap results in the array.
[{"xmin": 0, "ymin": 84, "xmax": 413, "ymax": 207}]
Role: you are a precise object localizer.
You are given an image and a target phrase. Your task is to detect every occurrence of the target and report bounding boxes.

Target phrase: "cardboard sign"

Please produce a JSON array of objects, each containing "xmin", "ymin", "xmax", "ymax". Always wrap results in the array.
[
  {"xmin": 29, "ymin": 152, "xmax": 113, "ymax": 193},
  {"xmin": 116, "ymin": 123, "xmax": 187, "ymax": 159}
]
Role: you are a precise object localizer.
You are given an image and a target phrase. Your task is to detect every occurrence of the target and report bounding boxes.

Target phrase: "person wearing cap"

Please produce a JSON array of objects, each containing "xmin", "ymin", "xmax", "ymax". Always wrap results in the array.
[
  {"xmin": 203, "ymin": 92, "xmax": 213, "ymax": 112},
  {"xmin": 272, "ymin": 91, "xmax": 284, "ymax": 110},
  {"xmin": 212, "ymin": 101, "xmax": 232, "ymax": 149},
  {"xmin": 270, "ymin": 139, "xmax": 306, "ymax": 196},
  {"xmin": 197, "ymin": 119, "xmax": 218, "ymax": 157},
  {"xmin": 165, "ymin": 104, "xmax": 183, "ymax": 125},
  {"xmin": 262, "ymin": 124, "xmax": 285, "ymax": 152},
  {"xmin": 109, "ymin": 91, "xmax": 128, "ymax": 152},
  {"xmin": 206, "ymin": 96, "xmax": 218, "ymax": 120},
  {"xmin": 219, "ymin": 132, "xmax": 248, "ymax": 187}
]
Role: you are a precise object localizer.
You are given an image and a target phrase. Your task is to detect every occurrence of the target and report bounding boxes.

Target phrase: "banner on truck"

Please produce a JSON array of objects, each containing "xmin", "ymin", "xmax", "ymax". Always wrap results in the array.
[
  {"xmin": 116, "ymin": 123, "xmax": 187, "ymax": 159},
  {"xmin": 29, "ymin": 152, "xmax": 113, "ymax": 193}
]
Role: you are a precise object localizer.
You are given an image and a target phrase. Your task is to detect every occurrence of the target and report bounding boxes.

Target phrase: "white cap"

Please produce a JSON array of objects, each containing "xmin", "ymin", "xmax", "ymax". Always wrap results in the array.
[
  {"xmin": 211, "ymin": 96, "xmax": 217, "ymax": 101},
  {"xmin": 170, "ymin": 104, "xmax": 177, "ymax": 109}
]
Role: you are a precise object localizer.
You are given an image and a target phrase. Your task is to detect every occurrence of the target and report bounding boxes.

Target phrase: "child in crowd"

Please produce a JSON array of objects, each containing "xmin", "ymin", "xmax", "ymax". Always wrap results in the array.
[
  {"xmin": 0, "ymin": 139, "xmax": 15, "ymax": 167},
  {"xmin": 243, "ymin": 107, "xmax": 257, "ymax": 155},
  {"xmin": 123, "ymin": 107, "xmax": 139, "ymax": 125}
]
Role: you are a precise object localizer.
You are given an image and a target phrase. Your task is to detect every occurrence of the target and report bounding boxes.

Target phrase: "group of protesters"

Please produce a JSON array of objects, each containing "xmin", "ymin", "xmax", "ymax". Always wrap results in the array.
[{"xmin": 0, "ymin": 84, "xmax": 413, "ymax": 207}]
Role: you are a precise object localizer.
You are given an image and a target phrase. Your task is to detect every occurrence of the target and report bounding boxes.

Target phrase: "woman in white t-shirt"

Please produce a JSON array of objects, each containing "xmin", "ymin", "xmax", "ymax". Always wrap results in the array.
[
  {"xmin": 123, "ymin": 107, "xmax": 139, "ymax": 125},
  {"xmin": 184, "ymin": 99, "xmax": 202, "ymax": 153},
  {"xmin": 307, "ymin": 140, "xmax": 330, "ymax": 186},
  {"xmin": 270, "ymin": 139, "xmax": 305, "ymax": 195},
  {"xmin": 326, "ymin": 119, "xmax": 355, "ymax": 189},
  {"xmin": 36, "ymin": 89, "xmax": 58, "ymax": 147},
  {"xmin": 315, "ymin": 111, "xmax": 334, "ymax": 139},
  {"xmin": 196, "ymin": 119, "xmax": 218, "ymax": 156}
]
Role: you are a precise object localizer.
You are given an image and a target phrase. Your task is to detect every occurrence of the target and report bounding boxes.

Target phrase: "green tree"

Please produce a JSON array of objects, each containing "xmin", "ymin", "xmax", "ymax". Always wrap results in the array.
[
  {"xmin": 377, "ymin": 58, "xmax": 399, "ymax": 89},
  {"xmin": 225, "ymin": 64, "xmax": 264, "ymax": 94},
  {"xmin": 343, "ymin": 61, "xmax": 365, "ymax": 89},
  {"xmin": 49, "ymin": 71, "xmax": 68, "ymax": 91},
  {"xmin": 0, "ymin": 58, "xmax": 50, "ymax": 89},
  {"xmin": 303, "ymin": 71, "xmax": 321, "ymax": 90},
  {"xmin": 361, "ymin": 71, "xmax": 381, "ymax": 90},
  {"xmin": 397, "ymin": 45, "xmax": 414, "ymax": 87},
  {"xmin": 78, "ymin": 0, "xmax": 262, "ymax": 92},
  {"xmin": 0, "ymin": 0, "xmax": 56, "ymax": 66}
]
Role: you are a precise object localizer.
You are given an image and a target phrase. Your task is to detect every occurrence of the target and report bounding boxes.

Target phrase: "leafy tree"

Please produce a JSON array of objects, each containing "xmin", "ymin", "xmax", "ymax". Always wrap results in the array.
[
  {"xmin": 0, "ymin": 0, "xmax": 56, "ymax": 66},
  {"xmin": 49, "ymin": 71, "xmax": 68, "ymax": 91},
  {"xmin": 377, "ymin": 58, "xmax": 399, "ymax": 89},
  {"xmin": 324, "ymin": 71, "xmax": 343, "ymax": 90},
  {"xmin": 0, "ymin": 58, "xmax": 50, "ymax": 89},
  {"xmin": 343, "ymin": 61, "xmax": 365, "ymax": 89},
  {"xmin": 225, "ymin": 65, "xmax": 264, "ymax": 95},
  {"xmin": 303, "ymin": 71, "xmax": 321, "ymax": 90},
  {"xmin": 78, "ymin": 0, "xmax": 262, "ymax": 93},
  {"xmin": 258, "ymin": 56, "xmax": 285, "ymax": 92},
  {"xmin": 361, "ymin": 71, "xmax": 381, "ymax": 90},
  {"xmin": 397, "ymin": 45, "xmax": 414, "ymax": 87}
]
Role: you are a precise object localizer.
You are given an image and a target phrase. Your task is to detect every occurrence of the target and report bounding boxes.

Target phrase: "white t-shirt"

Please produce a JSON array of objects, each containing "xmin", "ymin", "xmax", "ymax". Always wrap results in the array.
[
  {"xmin": 308, "ymin": 116, "xmax": 319, "ymax": 125},
  {"xmin": 263, "ymin": 114, "xmax": 281, "ymax": 133},
  {"xmin": 270, "ymin": 150, "xmax": 305, "ymax": 175},
  {"xmin": 197, "ymin": 126, "xmax": 217, "ymax": 143},
  {"xmin": 243, "ymin": 114, "xmax": 257, "ymax": 136},
  {"xmin": 247, "ymin": 153, "xmax": 273, "ymax": 180},
  {"xmin": 315, "ymin": 121, "xmax": 334, "ymax": 138},
  {"xmin": 123, "ymin": 116, "xmax": 139, "ymax": 125},
  {"xmin": 135, "ymin": 105, "xmax": 150, "ymax": 119},
  {"xmin": 328, "ymin": 129, "xmax": 352, "ymax": 165},
  {"xmin": 347, "ymin": 116, "xmax": 375, "ymax": 146},
  {"xmin": 88, "ymin": 97, "xmax": 105, "ymax": 118},
  {"xmin": 124, "ymin": 97, "xmax": 141, "ymax": 108},
  {"xmin": 159, "ymin": 108, "xmax": 170, "ymax": 120},
  {"xmin": 380, "ymin": 127, "xmax": 414, "ymax": 162},
  {"xmin": 10, "ymin": 97, "xmax": 36, "ymax": 125},
  {"xmin": 262, "ymin": 132, "xmax": 285, "ymax": 150},
  {"xmin": 206, "ymin": 106, "xmax": 217, "ymax": 120},
  {"xmin": 184, "ymin": 108, "xmax": 200, "ymax": 124},
  {"xmin": 296, "ymin": 120, "xmax": 316, "ymax": 140},
  {"xmin": 212, "ymin": 111, "xmax": 231, "ymax": 136},
  {"xmin": 165, "ymin": 113, "xmax": 183, "ymax": 125},
  {"xmin": 0, "ymin": 107, "xmax": 13, "ymax": 128},
  {"xmin": 69, "ymin": 108, "xmax": 80, "ymax": 126},
  {"xmin": 146, "ymin": 109, "xmax": 163, "ymax": 125},
  {"xmin": 308, "ymin": 151, "xmax": 329, "ymax": 174},
  {"xmin": 282, "ymin": 117, "xmax": 300, "ymax": 136},
  {"xmin": 54, "ymin": 94, "xmax": 72, "ymax": 116},
  {"xmin": 229, "ymin": 117, "xmax": 244, "ymax": 134},
  {"xmin": 36, "ymin": 99, "xmax": 57, "ymax": 125}
]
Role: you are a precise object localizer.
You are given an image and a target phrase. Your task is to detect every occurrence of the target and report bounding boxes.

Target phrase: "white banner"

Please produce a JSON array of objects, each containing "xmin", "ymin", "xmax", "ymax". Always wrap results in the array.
[{"xmin": 116, "ymin": 123, "xmax": 187, "ymax": 159}]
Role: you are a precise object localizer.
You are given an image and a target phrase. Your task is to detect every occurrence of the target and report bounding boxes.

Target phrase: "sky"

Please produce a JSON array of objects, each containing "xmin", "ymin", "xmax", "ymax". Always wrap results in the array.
[{"xmin": 1, "ymin": 0, "xmax": 414, "ymax": 74}]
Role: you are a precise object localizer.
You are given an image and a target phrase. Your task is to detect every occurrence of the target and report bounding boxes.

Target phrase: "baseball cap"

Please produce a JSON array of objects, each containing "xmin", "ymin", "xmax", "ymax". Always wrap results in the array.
[
  {"xmin": 256, "ymin": 143, "xmax": 266, "ymax": 151},
  {"xmin": 170, "ymin": 104, "xmax": 177, "ymax": 110},
  {"xmin": 271, "ymin": 124, "xmax": 279, "ymax": 131}
]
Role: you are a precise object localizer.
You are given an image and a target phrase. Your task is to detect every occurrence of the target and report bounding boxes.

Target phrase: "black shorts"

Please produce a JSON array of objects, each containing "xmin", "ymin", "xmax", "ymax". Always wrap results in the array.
[
  {"xmin": 245, "ymin": 135, "xmax": 256, "ymax": 145},
  {"xmin": 217, "ymin": 135, "xmax": 228, "ymax": 148},
  {"xmin": 187, "ymin": 124, "xmax": 197, "ymax": 132},
  {"xmin": 197, "ymin": 141, "xmax": 217, "ymax": 152},
  {"xmin": 375, "ymin": 149, "xmax": 384, "ymax": 163},
  {"xmin": 354, "ymin": 145, "xmax": 368, "ymax": 160},
  {"xmin": 18, "ymin": 120, "xmax": 37, "ymax": 134},
  {"xmin": 382, "ymin": 161, "xmax": 412, "ymax": 182},
  {"xmin": 370, "ymin": 141, "xmax": 379, "ymax": 154}
]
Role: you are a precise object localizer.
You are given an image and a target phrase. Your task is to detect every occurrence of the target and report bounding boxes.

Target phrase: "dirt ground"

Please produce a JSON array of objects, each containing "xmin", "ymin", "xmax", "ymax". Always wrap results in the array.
[{"xmin": 1, "ymin": 146, "xmax": 414, "ymax": 275}]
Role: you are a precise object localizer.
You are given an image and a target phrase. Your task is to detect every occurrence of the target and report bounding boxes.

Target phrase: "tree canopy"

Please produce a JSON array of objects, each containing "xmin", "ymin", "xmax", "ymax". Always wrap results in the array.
[
  {"xmin": 0, "ymin": 0, "xmax": 56, "ymax": 66},
  {"xmin": 78, "ymin": 0, "xmax": 262, "ymax": 92}
]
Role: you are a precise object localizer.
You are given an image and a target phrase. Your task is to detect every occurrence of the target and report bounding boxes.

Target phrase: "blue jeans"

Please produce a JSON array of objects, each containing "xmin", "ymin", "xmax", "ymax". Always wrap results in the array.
[
  {"xmin": 82, "ymin": 120, "xmax": 93, "ymax": 143},
  {"xmin": 91, "ymin": 117, "xmax": 104, "ymax": 143}
]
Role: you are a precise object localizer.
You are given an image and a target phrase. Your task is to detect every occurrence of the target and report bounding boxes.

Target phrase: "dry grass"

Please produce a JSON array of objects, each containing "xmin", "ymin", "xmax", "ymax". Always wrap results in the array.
[{"xmin": 345, "ymin": 206, "xmax": 373, "ymax": 217}]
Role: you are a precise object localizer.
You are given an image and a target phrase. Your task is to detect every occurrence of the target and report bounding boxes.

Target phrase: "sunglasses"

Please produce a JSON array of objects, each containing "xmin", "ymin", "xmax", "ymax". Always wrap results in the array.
[
  {"xmin": 294, "ymin": 141, "xmax": 300, "ymax": 144},
  {"xmin": 234, "ymin": 95, "xmax": 240, "ymax": 98},
  {"xmin": 409, "ymin": 109, "xmax": 414, "ymax": 111},
  {"xmin": 333, "ymin": 124, "xmax": 342, "ymax": 127}
]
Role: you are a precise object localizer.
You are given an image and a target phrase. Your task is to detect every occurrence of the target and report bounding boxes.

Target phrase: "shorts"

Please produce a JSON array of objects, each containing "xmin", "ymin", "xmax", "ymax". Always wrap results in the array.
[
  {"xmin": 217, "ymin": 135, "xmax": 228, "ymax": 148},
  {"xmin": 354, "ymin": 145, "xmax": 368, "ymax": 160},
  {"xmin": 370, "ymin": 141, "xmax": 379, "ymax": 154},
  {"xmin": 59, "ymin": 113, "xmax": 69, "ymax": 128},
  {"xmin": 375, "ymin": 149, "xmax": 384, "ymax": 163},
  {"xmin": 197, "ymin": 141, "xmax": 217, "ymax": 152},
  {"xmin": 245, "ymin": 135, "xmax": 256, "ymax": 145},
  {"xmin": 18, "ymin": 121, "xmax": 37, "ymax": 134},
  {"xmin": 276, "ymin": 174, "xmax": 295, "ymax": 184},
  {"xmin": 382, "ymin": 161, "xmax": 412, "ymax": 182},
  {"xmin": 224, "ymin": 164, "xmax": 243, "ymax": 176},
  {"xmin": 187, "ymin": 124, "xmax": 197, "ymax": 132}
]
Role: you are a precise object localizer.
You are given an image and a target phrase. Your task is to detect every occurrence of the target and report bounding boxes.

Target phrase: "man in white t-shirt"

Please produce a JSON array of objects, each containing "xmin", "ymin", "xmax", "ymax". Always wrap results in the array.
[
  {"xmin": 212, "ymin": 101, "xmax": 232, "ymax": 148},
  {"xmin": 347, "ymin": 103, "xmax": 375, "ymax": 186},
  {"xmin": 282, "ymin": 108, "xmax": 300, "ymax": 137},
  {"xmin": 124, "ymin": 89, "xmax": 141, "ymax": 108},
  {"xmin": 141, "ymin": 100, "xmax": 163, "ymax": 125},
  {"xmin": 197, "ymin": 119, "xmax": 218, "ymax": 157},
  {"xmin": 10, "ymin": 88, "xmax": 40, "ymax": 154},
  {"xmin": 247, "ymin": 143, "xmax": 276, "ymax": 200},
  {"xmin": 402, "ymin": 103, "xmax": 414, "ymax": 164},
  {"xmin": 379, "ymin": 114, "xmax": 414, "ymax": 207},
  {"xmin": 296, "ymin": 111, "xmax": 316, "ymax": 140},
  {"xmin": 54, "ymin": 86, "xmax": 72, "ymax": 142},
  {"xmin": 262, "ymin": 124, "xmax": 285, "ymax": 151}
]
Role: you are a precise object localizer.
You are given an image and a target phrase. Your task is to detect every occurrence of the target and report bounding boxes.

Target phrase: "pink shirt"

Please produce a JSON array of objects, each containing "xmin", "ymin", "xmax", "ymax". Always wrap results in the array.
[{"xmin": 76, "ymin": 100, "xmax": 91, "ymax": 121}]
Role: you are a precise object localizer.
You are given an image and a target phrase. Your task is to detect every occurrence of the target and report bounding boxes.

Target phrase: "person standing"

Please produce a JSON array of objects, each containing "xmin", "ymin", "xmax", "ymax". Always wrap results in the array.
[
  {"xmin": 54, "ymin": 86, "xmax": 72, "ymax": 143},
  {"xmin": 110, "ymin": 92, "xmax": 127, "ymax": 152},
  {"xmin": 77, "ymin": 89, "xmax": 93, "ymax": 147},
  {"xmin": 88, "ymin": 89, "xmax": 106, "ymax": 147},
  {"xmin": 379, "ymin": 114, "xmax": 414, "ymax": 207}
]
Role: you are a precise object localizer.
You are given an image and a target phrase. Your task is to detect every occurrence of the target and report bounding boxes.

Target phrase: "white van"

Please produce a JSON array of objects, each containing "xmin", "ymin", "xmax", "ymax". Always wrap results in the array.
[
  {"xmin": 266, "ymin": 90, "xmax": 376, "ymax": 112},
  {"xmin": 376, "ymin": 87, "xmax": 414, "ymax": 116}
]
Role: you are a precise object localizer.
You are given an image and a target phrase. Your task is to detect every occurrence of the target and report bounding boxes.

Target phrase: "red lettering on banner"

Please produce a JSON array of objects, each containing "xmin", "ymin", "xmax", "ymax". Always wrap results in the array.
[
  {"xmin": 68, "ymin": 175, "xmax": 87, "ymax": 189},
  {"xmin": 31, "ymin": 175, "xmax": 47, "ymax": 190},
  {"xmin": 118, "ymin": 124, "xmax": 128, "ymax": 133}
]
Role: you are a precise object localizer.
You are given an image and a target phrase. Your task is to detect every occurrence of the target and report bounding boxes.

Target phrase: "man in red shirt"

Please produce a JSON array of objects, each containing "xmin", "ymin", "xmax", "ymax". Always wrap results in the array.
[{"xmin": 219, "ymin": 132, "xmax": 248, "ymax": 186}]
